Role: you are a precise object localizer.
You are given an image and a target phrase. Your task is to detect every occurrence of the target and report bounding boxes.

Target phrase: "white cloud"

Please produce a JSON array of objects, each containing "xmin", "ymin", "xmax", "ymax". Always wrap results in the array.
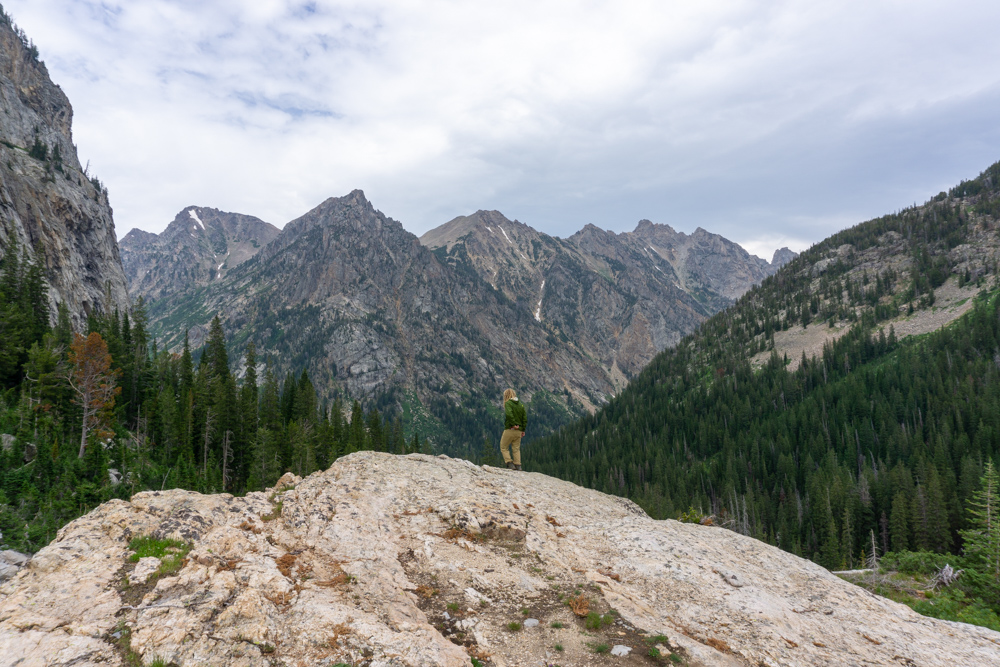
[{"xmin": 6, "ymin": 0, "xmax": 1000, "ymax": 250}]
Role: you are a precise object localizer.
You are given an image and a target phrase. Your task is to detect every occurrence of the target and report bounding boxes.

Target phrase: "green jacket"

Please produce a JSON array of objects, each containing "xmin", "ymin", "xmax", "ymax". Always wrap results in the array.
[{"xmin": 504, "ymin": 398, "xmax": 527, "ymax": 431}]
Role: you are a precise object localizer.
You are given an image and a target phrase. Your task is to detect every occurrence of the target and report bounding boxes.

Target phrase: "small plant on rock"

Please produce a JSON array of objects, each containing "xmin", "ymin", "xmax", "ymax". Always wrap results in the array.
[
  {"xmin": 585, "ymin": 611, "xmax": 615, "ymax": 630},
  {"xmin": 506, "ymin": 621, "xmax": 523, "ymax": 631},
  {"xmin": 128, "ymin": 536, "xmax": 191, "ymax": 579}
]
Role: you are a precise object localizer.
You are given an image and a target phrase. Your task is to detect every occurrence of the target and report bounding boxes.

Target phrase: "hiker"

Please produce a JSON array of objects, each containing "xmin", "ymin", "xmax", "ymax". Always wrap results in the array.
[{"xmin": 500, "ymin": 388, "xmax": 527, "ymax": 470}]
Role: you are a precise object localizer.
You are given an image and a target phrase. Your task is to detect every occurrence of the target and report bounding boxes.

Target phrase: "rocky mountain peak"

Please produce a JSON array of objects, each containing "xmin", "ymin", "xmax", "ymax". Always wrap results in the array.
[
  {"xmin": 771, "ymin": 246, "xmax": 798, "ymax": 267},
  {"xmin": 0, "ymin": 452, "xmax": 994, "ymax": 666},
  {"xmin": 633, "ymin": 218, "xmax": 678, "ymax": 236},
  {"xmin": 120, "ymin": 205, "xmax": 279, "ymax": 302},
  {"xmin": 417, "ymin": 209, "xmax": 515, "ymax": 250}
]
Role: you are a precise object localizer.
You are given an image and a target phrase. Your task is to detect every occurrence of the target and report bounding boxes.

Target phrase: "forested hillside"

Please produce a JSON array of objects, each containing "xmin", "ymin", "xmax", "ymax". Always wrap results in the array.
[
  {"xmin": 527, "ymin": 162, "xmax": 1000, "ymax": 630},
  {"xmin": 531, "ymin": 160, "xmax": 1000, "ymax": 571}
]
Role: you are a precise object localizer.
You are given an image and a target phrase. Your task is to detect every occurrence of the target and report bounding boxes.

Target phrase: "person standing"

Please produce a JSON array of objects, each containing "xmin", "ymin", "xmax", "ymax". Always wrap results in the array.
[{"xmin": 500, "ymin": 388, "xmax": 527, "ymax": 470}]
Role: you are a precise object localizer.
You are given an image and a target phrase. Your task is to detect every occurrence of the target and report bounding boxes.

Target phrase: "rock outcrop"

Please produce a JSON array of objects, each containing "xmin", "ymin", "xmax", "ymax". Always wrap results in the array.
[
  {"xmin": 120, "ymin": 206, "xmax": 280, "ymax": 302},
  {"xmin": 0, "ymin": 14, "xmax": 129, "ymax": 328},
  {"xmin": 1, "ymin": 452, "xmax": 996, "ymax": 666}
]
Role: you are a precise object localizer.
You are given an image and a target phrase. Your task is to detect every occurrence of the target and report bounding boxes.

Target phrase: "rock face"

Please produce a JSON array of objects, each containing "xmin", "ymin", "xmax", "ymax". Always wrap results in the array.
[
  {"xmin": 120, "ymin": 206, "xmax": 280, "ymax": 302},
  {"xmin": 0, "ymin": 16, "xmax": 129, "ymax": 328},
  {"xmin": 0, "ymin": 452, "xmax": 995, "ymax": 666},
  {"xmin": 421, "ymin": 211, "xmax": 796, "ymax": 378}
]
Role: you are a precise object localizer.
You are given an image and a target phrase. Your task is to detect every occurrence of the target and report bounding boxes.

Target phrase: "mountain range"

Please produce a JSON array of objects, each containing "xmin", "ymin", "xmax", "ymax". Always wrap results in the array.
[{"xmin": 120, "ymin": 193, "xmax": 794, "ymax": 447}]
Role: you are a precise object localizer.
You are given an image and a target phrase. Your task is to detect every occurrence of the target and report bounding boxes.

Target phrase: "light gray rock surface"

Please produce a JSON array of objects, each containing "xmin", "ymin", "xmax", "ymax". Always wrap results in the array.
[
  {"xmin": 0, "ymin": 452, "xmax": 997, "ymax": 666},
  {"xmin": 0, "ymin": 550, "xmax": 30, "ymax": 583},
  {"xmin": 0, "ymin": 16, "xmax": 129, "ymax": 328}
]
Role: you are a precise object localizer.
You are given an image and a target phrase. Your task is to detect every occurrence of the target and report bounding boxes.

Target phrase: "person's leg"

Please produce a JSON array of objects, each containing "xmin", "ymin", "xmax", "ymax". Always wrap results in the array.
[
  {"xmin": 511, "ymin": 434, "xmax": 521, "ymax": 467},
  {"xmin": 499, "ymin": 429, "xmax": 516, "ymax": 465}
]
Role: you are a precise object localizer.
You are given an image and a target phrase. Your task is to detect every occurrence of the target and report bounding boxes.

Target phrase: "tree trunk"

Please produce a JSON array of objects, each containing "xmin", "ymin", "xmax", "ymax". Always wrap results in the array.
[{"xmin": 78, "ymin": 388, "xmax": 91, "ymax": 458}]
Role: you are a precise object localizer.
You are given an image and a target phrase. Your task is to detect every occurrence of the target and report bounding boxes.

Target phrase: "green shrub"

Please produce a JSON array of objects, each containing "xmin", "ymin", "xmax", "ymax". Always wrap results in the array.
[{"xmin": 584, "ymin": 611, "xmax": 615, "ymax": 630}]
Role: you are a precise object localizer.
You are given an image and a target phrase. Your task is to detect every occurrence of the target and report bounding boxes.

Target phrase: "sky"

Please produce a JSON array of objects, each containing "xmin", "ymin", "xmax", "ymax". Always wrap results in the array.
[{"xmin": 7, "ymin": 1, "xmax": 1000, "ymax": 260}]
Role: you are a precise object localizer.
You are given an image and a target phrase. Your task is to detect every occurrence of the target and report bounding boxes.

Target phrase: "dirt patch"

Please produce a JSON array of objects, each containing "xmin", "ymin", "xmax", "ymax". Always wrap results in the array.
[{"xmin": 752, "ymin": 276, "xmax": 986, "ymax": 372}]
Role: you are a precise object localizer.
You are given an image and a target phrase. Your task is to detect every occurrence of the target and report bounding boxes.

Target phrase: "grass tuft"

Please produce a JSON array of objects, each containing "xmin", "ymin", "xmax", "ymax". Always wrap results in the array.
[{"xmin": 128, "ymin": 536, "xmax": 190, "ymax": 579}]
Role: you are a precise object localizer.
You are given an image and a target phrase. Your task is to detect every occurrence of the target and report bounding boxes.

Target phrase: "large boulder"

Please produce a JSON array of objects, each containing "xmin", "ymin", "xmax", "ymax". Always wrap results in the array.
[{"xmin": 0, "ymin": 452, "xmax": 997, "ymax": 666}]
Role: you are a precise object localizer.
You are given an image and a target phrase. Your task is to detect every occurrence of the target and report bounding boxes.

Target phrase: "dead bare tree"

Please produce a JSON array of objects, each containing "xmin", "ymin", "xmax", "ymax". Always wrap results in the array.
[
  {"xmin": 66, "ymin": 333, "xmax": 120, "ymax": 458},
  {"xmin": 203, "ymin": 408, "xmax": 214, "ymax": 478},
  {"xmin": 221, "ymin": 429, "xmax": 233, "ymax": 491}
]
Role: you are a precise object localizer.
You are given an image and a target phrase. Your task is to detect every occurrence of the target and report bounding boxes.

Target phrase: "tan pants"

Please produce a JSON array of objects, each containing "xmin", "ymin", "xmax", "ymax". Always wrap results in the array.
[{"xmin": 500, "ymin": 428, "xmax": 522, "ymax": 465}]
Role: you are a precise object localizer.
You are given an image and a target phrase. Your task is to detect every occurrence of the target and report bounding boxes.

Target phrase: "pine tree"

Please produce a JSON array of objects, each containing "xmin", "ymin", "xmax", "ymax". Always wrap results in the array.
[
  {"xmin": 205, "ymin": 316, "xmax": 229, "ymax": 380},
  {"xmin": 349, "ymin": 401, "xmax": 365, "ymax": 452},
  {"xmin": 889, "ymin": 492, "xmax": 910, "ymax": 552},
  {"xmin": 367, "ymin": 408, "xmax": 384, "ymax": 452},
  {"xmin": 959, "ymin": 460, "xmax": 1000, "ymax": 580}
]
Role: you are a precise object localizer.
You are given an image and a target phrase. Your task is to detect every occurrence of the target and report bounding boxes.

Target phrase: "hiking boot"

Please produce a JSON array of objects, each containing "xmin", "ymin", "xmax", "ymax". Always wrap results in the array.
[
  {"xmin": 506, "ymin": 461, "xmax": 515, "ymax": 470},
  {"xmin": 514, "ymin": 464, "xmax": 522, "ymax": 471}
]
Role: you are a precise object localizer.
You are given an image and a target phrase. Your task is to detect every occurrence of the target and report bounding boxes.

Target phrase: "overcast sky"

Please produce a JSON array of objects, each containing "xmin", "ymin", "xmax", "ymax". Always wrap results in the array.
[{"xmin": 8, "ymin": 1, "xmax": 1000, "ymax": 259}]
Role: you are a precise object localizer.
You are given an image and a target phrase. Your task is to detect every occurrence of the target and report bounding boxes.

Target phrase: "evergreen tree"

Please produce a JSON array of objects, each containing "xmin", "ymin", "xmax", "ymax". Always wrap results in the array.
[
  {"xmin": 349, "ymin": 401, "xmax": 365, "ymax": 452},
  {"xmin": 960, "ymin": 460, "xmax": 1000, "ymax": 580}
]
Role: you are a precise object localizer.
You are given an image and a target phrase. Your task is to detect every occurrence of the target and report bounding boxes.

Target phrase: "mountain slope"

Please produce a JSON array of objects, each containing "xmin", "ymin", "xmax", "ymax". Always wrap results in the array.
[
  {"xmin": 420, "ymin": 210, "xmax": 794, "ymax": 379},
  {"xmin": 531, "ymin": 159, "xmax": 1000, "ymax": 572},
  {"xmin": 1, "ymin": 452, "xmax": 997, "ymax": 666},
  {"xmin": 0, "ymin": 11, "xmax": 129, "ymax": 328},
  {"xmin": 146, "ymin": 191, "xmax": 613, "ymax": 447},
  {"xmin": 120, "ymin": 206, "xmax": 279, "ymax": 302}
]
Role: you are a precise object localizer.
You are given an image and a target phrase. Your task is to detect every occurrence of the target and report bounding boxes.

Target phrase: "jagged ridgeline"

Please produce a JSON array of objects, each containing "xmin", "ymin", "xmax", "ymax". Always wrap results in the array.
[{"xmin": 531, "ymin": 160, "xmax": 1000, "ymax": 569}]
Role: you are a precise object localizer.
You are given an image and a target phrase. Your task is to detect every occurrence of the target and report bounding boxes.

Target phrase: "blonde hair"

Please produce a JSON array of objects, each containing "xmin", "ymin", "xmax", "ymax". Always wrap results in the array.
[{"xmin": 503, "ymin": 388, "xmax": 517, "ymax": 402}]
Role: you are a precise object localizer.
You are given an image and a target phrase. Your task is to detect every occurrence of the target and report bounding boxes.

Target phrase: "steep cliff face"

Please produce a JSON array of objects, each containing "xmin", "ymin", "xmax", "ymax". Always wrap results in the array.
[
  {"xmin": 147, "ymin": 191, "xmax": 612, "ymax": 423},
  {"xmin": 0, "ymin": 452, "xmax": 996, "ymax": 666},
  {"xmin": 120, "ymin": 206, "xmax": 280, "ymax": 302},
  {"xmin": 421, "ymin": 211, "xmax": 796, "ymax": 379},
  {"xmin": 0, "ymin": 14, "xmax": 129, "ymax": 328}
]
